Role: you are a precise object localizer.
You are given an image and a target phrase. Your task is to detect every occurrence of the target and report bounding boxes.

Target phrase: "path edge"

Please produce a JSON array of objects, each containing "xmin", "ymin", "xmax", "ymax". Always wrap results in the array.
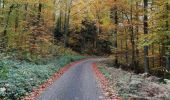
[
  {"xmin": 23, "ymin": 58, "xmax": 89, "ymax": 100},
  {"xmin": 92, "ymin": 63, "xmax": 121, "ymax": 100}
]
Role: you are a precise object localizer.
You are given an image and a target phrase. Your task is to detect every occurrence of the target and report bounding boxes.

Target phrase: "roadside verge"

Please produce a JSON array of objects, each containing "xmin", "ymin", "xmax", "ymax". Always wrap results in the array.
[{"xmin": 92, "ymin": 63, "xmax": 121, "ymax": 100}]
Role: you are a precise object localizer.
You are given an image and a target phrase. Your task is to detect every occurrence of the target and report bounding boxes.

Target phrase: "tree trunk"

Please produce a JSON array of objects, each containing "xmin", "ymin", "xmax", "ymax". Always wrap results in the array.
[
  {"xmin": 37, "ymin": 3, "xmax": 42, "ymax": 23},
  {"xmin": 0, "ymin": 0, "xmax": 1, "ymax": 8},
  {"xmin": 114, "ymin": 8, "xmax": 118, "ymax": 67},
  {"xmin": 130, "ymin": 0, "xmax": 136, "ymax": 71},
  {"xmin": 2, "ymin": 0, "xmax": 4, "ymax": 8},
  {"xmin": 15, "ymin": 5, "xmax": 19, "ymax": 32},
  {"xmin": 165, "ymin": 0, "xmax": 169, "ymax": 77},
  {"xmin": 135, "ymin": 2, "xmax": 139, "ymax": 72},
  {"xmin": 125, "ymin": 28, "xmax": 129, "ymax": 64},
  {"xmin": 2, "ymin": 4, "xmax": 14, "ymax": 52},
  {"xmin": 152, "ymin": 44, "xmax": 155, "ymax": 68},
  {"xmin": 64, "ymin": 0, "xmax": 73, "ymax": 48},
  {"xmin": 24, "ymin": 4, "xmax": 28, "ymax": 20},
  {"xmin": 143, "ymin": 0, "xmax": 149, "ymax": 73}
]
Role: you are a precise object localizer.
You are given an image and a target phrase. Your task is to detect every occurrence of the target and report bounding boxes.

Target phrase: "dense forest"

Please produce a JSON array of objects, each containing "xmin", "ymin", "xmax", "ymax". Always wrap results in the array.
[
  {"xmin": 1, "ymin": 0, "xmax": 168, "ymax": 75},
  {"xmin": 54, "ymin": 0, "xmax": 170, "ymax": 75},
  {"xmin": 0, "ymin": 0, "xmax": 170, "ymax": 99}
]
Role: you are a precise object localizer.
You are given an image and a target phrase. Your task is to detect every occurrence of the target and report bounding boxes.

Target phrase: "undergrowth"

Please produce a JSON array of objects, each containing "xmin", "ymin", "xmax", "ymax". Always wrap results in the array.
[
  {"xmin": 99, "ymin": 67, "xmax": 112, "ymax": 79},
  {"xmin": 0, "ymin": 55, "xmax": 85, "ymax": 100}
]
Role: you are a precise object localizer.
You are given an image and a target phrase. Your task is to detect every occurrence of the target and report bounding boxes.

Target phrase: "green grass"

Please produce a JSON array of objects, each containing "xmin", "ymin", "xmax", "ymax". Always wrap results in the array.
[
  {"xmin": 99, "ymin": 67, "xmax": 112, "ymax": 79},
  {"xmin": 0, "ymin": 55, "xmax": 85, "ymax": 100}
]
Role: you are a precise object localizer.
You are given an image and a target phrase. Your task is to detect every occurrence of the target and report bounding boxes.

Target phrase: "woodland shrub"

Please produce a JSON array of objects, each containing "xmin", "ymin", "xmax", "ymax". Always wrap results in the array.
[{"xmin": 0, "ymin": 55, "xmax": 85, "ymax": 99}]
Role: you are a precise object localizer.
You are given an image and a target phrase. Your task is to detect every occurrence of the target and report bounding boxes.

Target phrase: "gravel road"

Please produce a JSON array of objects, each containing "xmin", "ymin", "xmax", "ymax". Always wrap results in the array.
[{"xmin": 36, "ymin": 60, "xmax": 104, "ymax": 100}]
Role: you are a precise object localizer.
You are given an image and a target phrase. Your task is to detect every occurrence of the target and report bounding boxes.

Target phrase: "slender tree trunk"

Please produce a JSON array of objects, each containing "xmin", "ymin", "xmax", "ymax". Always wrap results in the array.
[
  {"xmin": 166, "ymin": 55, "xmax": 170, "ymax": 71},
  {"xmin": 152, "ymin": 44, "xmax": 155, "ymax": 68},
  {"xmin": 64, "ymin": 8, "xmax": 67, "ymax": 47},
  {"xmin": 114, "ymin": 8, "xmax": 118, "ymax": 67},
  {"xmin": 143, "ymin": 0, "xmax": 149, "ymax": 73},
  {"xmin": 159, "ymin": 45, "xmax": 162, "ymax": 67},
  {"xmin": 15, "ymin": 5, "xmax": 20, "ymax": 51},
  {"xmin": 2, "ymin": 0, "xmax": 4, "ymax": 8},
  {"xmin": 37, "ymin": 3, "xmax": 42, "ymax": 23},
  {"xmin": 165, "ymin": 1, "xmax": 169, "ymax": 31},
  {"xmin": 24, "ymin": 4, "xmax": 28, "ymax": 51},
  {"xmin": 0, "ymin": 0, "xmax": 1, "ymax": 8},
  {"xmin": 135, "ymin": 2, "xmax": 139, "ymax": 72},
  {"xmin": 95, "ymin": 14, "xmax": 100, "ymax": 49},
  {"xmin": 125, "ymin": 28, "xmax": 129, "ymax": 64},
  {"xmin": 59, "ymin": 11, "xmax": 62, "ymax": 34},
  {"xmin": 2, "ymin": 4, "xmax": 14, "ymax": 52},
  {"xmin": 24, "ymin": 4, "xmax": 28, "ymax": 20},
  {"xmin": 120, "ymin": 38, "xmax": 123, "ymax": 61},
  {"xmin": 165, "ymin": 0, "xmax": 170, "ymax": 76},
  {"xmin": 15, "ymin": 5, "xmax": 19, "ymax": 32},
  {"xmin": 64, "ymin": 0, "xmax": 72, "ymax": 48},
  {"xmin": 130, "ymin": 0, "xmax": 136, "ymax": 71},
  {"xmin": 0, "ymin": 0, "xmax": 2, "ymax": 52}
]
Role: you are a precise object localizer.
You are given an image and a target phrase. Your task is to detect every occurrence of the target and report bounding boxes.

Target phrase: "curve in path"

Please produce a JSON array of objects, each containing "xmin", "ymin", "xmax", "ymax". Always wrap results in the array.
[{"xmin": 36, "ymin": 60, "xmax": 104, "ymax": 100}]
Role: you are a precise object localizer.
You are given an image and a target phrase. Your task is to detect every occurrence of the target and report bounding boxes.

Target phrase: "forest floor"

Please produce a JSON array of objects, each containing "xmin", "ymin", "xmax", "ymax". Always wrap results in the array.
[{"xmin": 97, "ymin": 59, "xmax": 170, "ymax": 100}]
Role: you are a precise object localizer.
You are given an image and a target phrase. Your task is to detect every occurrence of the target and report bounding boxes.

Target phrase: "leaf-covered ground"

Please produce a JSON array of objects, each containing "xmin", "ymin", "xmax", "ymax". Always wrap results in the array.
[
  {"xmin": 92, "ymin": 63, "xmax": 121, "ymax": 100},
  {"xmin": 97, "ymin": 59, "xmax": 170, "ymax": 100},
  {"xmin": 0, "ymin": 55, "xmax": 85, "ymax": 100}
]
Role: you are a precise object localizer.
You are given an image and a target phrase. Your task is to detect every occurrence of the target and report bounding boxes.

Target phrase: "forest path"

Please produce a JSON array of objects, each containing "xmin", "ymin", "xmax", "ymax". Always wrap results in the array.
[{"xmin": 36, "ymin": 59, "xmax": 104, "ymax": 100}]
